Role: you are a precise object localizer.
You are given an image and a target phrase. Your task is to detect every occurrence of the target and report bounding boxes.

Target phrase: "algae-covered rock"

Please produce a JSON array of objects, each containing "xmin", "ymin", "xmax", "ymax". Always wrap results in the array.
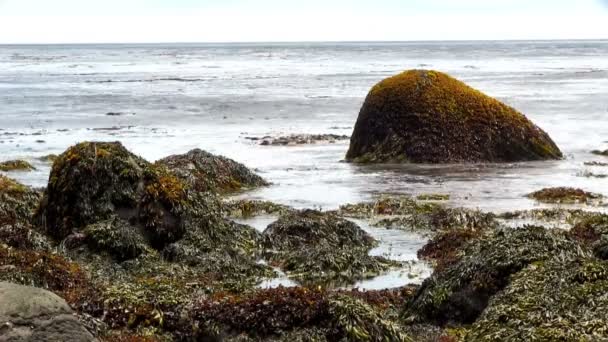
[
  {"xmin": 83, "ymin": 217, "xmax": 149, "ymax": 261},
  {"xmin": 346, "ymin": 70, "xmax": 562, "ymax": 163},
  {"xmin": 190, "ymin": 287, "xmax": 411, "ymax": 342},
  {"xmin": 0, "ymin": 159, "xmax": 36, "ymax": 171},
  {"xmin": 156, "ymin": 148, "xmax": 268, "ymax": 194},
  {"xmin": 263, "ymin": 210, "xmax": 394, "ymax": 284},
  {"xmin": 0, "ymin": 175, "xmax": 41, "ymax": 226},
  {"xmin": 404, "ymin": 226, "xmax": 586, "ymax": 325},
  {"xmin": 467, "ymin": 257, "xmax": 608, "ymax": 341},
  {"xmin": 36, "ymin": 141, "xmax": 190, "ymax": 244},
  {"xmin": 0, "ymin": 282, "xmax": 97, "ymax": 342},
  {"xmin": 527, "ymin": 187, "xmax": 602, "ymax": 204}
]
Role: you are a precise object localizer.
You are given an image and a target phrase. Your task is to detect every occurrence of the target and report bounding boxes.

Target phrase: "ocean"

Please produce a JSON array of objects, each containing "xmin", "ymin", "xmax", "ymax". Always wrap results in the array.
[{"xmin": 1, "ymin": 40, "xmax": 607, "ymax": 288}]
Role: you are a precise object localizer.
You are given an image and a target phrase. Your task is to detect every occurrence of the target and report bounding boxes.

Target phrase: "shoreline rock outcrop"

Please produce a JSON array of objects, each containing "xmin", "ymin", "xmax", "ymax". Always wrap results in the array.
[{"xmin": 346, "ymin": 70, "xmax": 562, "ymax": 163}]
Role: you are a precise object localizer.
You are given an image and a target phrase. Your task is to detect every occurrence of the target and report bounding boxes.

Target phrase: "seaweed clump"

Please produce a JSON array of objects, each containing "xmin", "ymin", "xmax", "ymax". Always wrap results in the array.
[
  {"xmin": 156, "ymin": 148, "xmax": 268, "ymax": 194},
  {"xmin": 263, "ymin": 210, "xmax": 395, "ymax": 285},
  {"xmin": 0, "ymin": 159, "xmax": 36, "ymax": 171},
  {"xmin": 527, "ymin": 187, "xmax": 602, "ymax": 204},
  {"xmin": 467, "ymin": 257, "xmax": 608, "ymax": 341},
  {"xmin": 404, "ymin": 226, "xmax": 586, "ymax": 325},
  {"xmin": 345, "ymin": 70, "xmax": 562, "ymax": 163},
  {"xmin": 189, "ymin": 287, "xmax": 411, "ymax": 341},
  {"xmin": 36, "ymin": 141, "xmax": 191, "ymax": 244}
]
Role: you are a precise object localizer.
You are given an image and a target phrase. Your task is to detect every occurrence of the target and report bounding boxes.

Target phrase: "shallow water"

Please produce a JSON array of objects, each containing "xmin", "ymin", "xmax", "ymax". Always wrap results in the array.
[
  {"xmin": 2, "ymin": 41, "xmax": 608, "ymax": 289},
  {"xmin": 2, "ymin": 41, "xmax": 608, "ymax": 213}
]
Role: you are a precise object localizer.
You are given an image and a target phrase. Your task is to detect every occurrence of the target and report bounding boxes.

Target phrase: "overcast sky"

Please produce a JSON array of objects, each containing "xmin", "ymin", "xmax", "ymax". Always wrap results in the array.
[{"xmin": 0, "ymin": 0, "xmax": 607, "ymax": 43}]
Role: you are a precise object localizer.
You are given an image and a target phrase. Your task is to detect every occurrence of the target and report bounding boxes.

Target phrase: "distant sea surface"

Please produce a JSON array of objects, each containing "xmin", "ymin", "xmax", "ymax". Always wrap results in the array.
[{"xmin": 2, "ymin": 41, "xmax": 608, "ymax": 212}]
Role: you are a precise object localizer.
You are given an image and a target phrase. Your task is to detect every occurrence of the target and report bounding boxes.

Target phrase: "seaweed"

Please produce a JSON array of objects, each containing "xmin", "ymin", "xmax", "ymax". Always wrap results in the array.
[
  {"xmin": 527, "ymin": 187, "xmax": 602, "ymax": 204},
  {"xmin": 0, "ymin": 159, "xmax": 36, "ymax": 171}
]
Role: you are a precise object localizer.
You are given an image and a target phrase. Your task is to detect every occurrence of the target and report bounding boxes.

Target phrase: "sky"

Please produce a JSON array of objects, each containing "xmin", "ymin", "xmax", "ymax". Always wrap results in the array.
[{"xmin": 0, "ymin": 0, "xmax": 607, "ymax": 43}]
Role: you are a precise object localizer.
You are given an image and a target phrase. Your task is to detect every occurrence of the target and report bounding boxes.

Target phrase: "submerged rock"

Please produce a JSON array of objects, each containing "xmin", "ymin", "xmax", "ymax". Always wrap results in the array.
[
  {"xmin": 263, "ymin": 210, "xmax": 394, "ymax": 284},
  {"xmin": 345, "ymin": 70, "xmax": 562, "ymax": 163},
  {"xmin": 0, "ymin": 282, "xmax": 97, "ymax": 341},
  {"xmin": 404, "ymin": 226, "xmax": 586, "ymax": 325},
  {"xmin": 157, "ymin": 148, "xmax": 268, "ymax": 194},
  {"xmin": 0, "ymin": 159, "xmax": 36, "ymax": 171},
  {"xmin": 467, "ymin": 258, "xmax": 608, "ymax": 341},
  {"xmin": 247, "ymin": 134, "xmax": 350, "ymax": 146},
  {"xmin": 527, "ymin": 187, "xmax": 603, "ymax": 204}
]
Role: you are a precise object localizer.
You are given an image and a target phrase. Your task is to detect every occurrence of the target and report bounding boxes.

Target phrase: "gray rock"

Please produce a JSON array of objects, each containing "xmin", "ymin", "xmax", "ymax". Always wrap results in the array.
[{"xmin": 0, "ymin": 282, "xmax": 96, "ymax": 342}]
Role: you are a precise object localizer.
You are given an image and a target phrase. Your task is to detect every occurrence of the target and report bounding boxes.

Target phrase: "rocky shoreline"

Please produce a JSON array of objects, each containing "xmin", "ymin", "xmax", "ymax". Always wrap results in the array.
[{"xmin": 1, "ymin": 70, "xmax": 608, "ymax": 341}]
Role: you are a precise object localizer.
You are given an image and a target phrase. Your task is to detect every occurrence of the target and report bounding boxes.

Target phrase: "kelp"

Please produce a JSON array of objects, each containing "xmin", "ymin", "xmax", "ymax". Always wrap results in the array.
[
  {"xmin": 262, "ymin": 210, "xmax": 394, "ymax": 285},
  {"xmin": 467, "ymin": 257, "xmax": 608, "ymax": 341},
  {"xmin": 404, "ymin": 226, "xmax": 587, "ymax": 325},
  {"xmin": 527, "ymin": 187, "xmax": 602, "ymax": 204}
]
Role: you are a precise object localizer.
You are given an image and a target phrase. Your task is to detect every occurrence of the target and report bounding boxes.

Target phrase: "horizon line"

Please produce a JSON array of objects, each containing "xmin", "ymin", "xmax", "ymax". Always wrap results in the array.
[{"xmin": 1, "ymin": 38, "xmax": 607, "ymax": 46}]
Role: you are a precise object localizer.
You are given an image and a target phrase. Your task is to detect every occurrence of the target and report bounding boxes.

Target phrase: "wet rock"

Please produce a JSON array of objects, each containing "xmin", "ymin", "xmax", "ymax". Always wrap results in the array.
[
  {"xmin": 0, "ymin": 175, "xmax": 41, "ymax": 227},
  {"xmin": 248, "ymin": 134, "xmax": 350, "ymax": 146},
  {"xmin": 404, "ymin": 226, "xmax": 586, "ymax": 325},
  {"xmin": 527, "ymin": 187, "xmax": 602, "ymax": 204},
  {"xmin": 0, "ymin": 159, "xmax": 36, "ymax": 171},
  {"xmin": 83, "ymin": 217, "xmax": 149, "ymax": 262},
  {"xmin": 0, "ymin": 282, "xmax": 97, "ymax": 341},
  {"xmin": 263, "ymin": 210, "xmax": 394, "ymax": 284},
  {"xmin": 466, "ymin": 257, "xmax": 608, "ymax": 341},
  {"xmin": 591, "ymin": 149, "xmax": 608, "ymax": 156},
  {"xmin": 156, "ymin": 148, "xmax": 268, "ymax": 194},
  {"xmin": 345, "ymin": 70, "xmax": 562, "ymax": 163},
  {"xmin": 38, "ymin": 154, "xmax": 59, "ymax": 163},
  {"xmin": 35, "ymin": 141, "xmax": 193, "ymax": 244}
]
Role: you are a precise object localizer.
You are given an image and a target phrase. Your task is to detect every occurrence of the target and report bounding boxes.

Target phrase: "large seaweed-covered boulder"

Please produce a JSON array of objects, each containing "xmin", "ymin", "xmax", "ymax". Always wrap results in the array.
[
  {"xmin": 346, "ymin": 70, "xmax": 562, "ymax": 163},
  {"xmin": 404, "ymin": 226, "xmax": 586, "ymax": 325},
  {"xmin": 156, "ymin": 148, "xmax": 268, "ymax": 194},
  {"xmin": 36, "ymin": 141, "xmax": 190, "ymax": 244},
  {"xmin": 466, "ymin": 257, "xmax": 608, "ymax": 341},
  {"xmin": 263, "ymin": 210, "xmax": 394, "ymax": 284}
]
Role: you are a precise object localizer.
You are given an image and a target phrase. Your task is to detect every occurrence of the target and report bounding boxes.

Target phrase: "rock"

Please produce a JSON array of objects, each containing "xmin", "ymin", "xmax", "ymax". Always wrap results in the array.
[
  {"xmin": 527, "ymin": 187, "xmax": 602, "ymax": 204},
  {"xmin": 466, "ymin": 257, "xmax": 608, "ymax": 341},
  {"xmin": 591, "ymin": 149, "xmax": 608, "ymax": 156},
  {"xmin": 0, "ymin": 160, "xmax": 36, "ymax": 172},
  {"xmin": 37, "ymin": 154, "xmax": 59, "ymax": 163},
  {"xmin": 0, "ymin": 175, "xmax": 41, "ymax": 227},
  {"xmin": 0, "ymin": 282, "xmax": 97, "ymax": 341},
  {"xmin": 404, "ymin": 226, "xmax": 586, "ymax": 325},
  {"xmin": 263, "ymin": 210, "xmax": 394, "ymax": 285},
  {"xmin": 35, "ymin": 141, "xmax": 192, "ymax": 245},
  {"xmin": 156, "ymin": 148, "xmax": 268, "ymax": 194},
  {"xmin": 83, "ymin": 217, "xmax": 149, "ymax": 261},
  {"xmin": 247, "ymin": 134, "xmax": 350, "ymax": 146},
  {"xmin": 345, "ymin": 70, "xmax": 562, "ymax": 163}
]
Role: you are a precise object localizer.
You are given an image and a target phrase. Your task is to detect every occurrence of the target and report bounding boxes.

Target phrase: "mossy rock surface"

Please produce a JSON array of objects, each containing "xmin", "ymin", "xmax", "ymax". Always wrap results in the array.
[
  {"xmin": 467, "ymin": 257, "xmax": 608, "ymax": 341},
  {"xmin": 262, "ymin": 210, "xmax": 393, "ymax": 284},
  {"xmin": 36, "ymin": 141, "xmax": 190, "ymax": 243},
  {"xmin": 0, "ymin": 159, "xmax": 36, "ymax": 171},
  {"xmin": 156, "ymin": 148, "xmax": 268, "ymax": 194},
  {"xmin": 404, "ymin": 226, "xmax": 586, "ymax": 325},
  {"xmin": 346, "ymin": 70, "xmax": 562, "ymax": 163},
  {"xmin": 527, "ymin": 187, "xmax": 602, "ymax": 204},
  {"xmin": 0, "ymin": 175, "xmax": 41, "ymax": 227}
]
